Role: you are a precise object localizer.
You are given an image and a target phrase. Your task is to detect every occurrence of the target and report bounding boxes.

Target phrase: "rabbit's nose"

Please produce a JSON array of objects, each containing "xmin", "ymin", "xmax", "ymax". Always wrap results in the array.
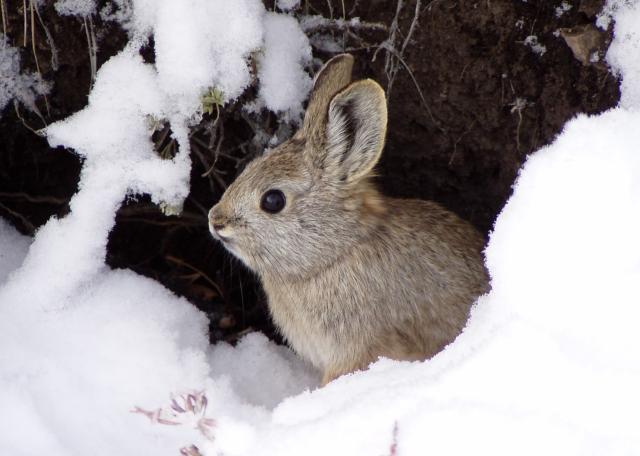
[
  {"xmin": 208, "ymin": 206, "xmax": 223, "ymax": 228},
  {"xmin": 208, "ymin": 205, "xmax": 230, "ymax": 238}
]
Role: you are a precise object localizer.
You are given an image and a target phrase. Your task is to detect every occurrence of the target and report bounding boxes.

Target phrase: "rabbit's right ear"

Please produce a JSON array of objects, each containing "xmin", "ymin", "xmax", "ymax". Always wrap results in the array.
[{"xmin": 298, "ymin": 54, "xmax": 354, "ymax": 147}]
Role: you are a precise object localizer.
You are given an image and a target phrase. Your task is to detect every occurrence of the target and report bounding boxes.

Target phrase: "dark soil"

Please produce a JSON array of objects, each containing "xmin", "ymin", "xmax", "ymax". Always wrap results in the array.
[{"xmin": 0, "ymin": 0, "xmax": 620, "ymax": 342}]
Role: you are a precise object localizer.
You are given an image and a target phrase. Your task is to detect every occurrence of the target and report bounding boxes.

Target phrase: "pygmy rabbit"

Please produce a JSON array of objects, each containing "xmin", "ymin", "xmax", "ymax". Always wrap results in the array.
[{"xmin": 209, "ymin": 54, "xmax": 489, "ymax": 385}]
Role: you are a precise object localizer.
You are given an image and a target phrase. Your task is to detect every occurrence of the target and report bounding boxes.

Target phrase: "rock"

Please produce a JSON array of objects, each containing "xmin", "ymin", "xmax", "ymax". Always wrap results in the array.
[{"xmin": 559, "ymin": 24, "xmax": 606, "ymax": 66}]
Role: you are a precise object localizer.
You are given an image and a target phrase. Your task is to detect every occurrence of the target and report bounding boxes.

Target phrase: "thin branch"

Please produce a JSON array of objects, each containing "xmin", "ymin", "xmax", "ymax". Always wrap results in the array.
[
  {"xmin": 0, "ymin": 201, "xmax": 35, "ymax": 233},
  {"xmin": 0, "ymin": 192, "xmax": 68, "ymax": 205},
  {"xmin": 34, "ymin": 5, "xmax": 59, "ymax": 71},
  {"xmin": 22, "ymin": 0, "xmax": 27, "ymax": 47},
  {"xmin": 165, "ymin": 255, "xmax": 224, "ymax": 296},
  {"xmin": 14, "ymin": 101, "xmax": 46, "ymax": 134},
  {"xmin": 83, "ymin": 15, "xmax": 97, "ymax": 88},
  {"xmin": 30, "ymin": 0, "xmax": 50, "ymax": 117},
  {"xmin": 1, "ymin": 0, "xmax": 8, "ymax": 35}
]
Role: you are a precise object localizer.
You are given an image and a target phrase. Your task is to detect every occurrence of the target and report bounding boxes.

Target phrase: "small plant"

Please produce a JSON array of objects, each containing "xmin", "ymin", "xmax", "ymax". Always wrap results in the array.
[
  {"xmin": 201, "ymin": 87, "xmax": 225, "ymax": 121},
  {"xmin": 132, "ymin": 390, "xmax": 216, "ymax": 455}
]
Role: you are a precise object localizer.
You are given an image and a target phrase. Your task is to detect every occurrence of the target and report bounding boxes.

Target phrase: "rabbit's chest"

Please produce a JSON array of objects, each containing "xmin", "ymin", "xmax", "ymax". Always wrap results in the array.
[{"xmin": 263, "ymin": 281, "xmax": 347, "ymax": 369}]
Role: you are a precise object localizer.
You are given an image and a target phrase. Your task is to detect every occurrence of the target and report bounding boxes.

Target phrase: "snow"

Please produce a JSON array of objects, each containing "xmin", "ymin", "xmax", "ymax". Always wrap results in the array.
[
  {"xmin": 151, "ymin": 0, "xmax": 264, "ymax": 113},
  {"xmin": 276, "ymin": 0, "xmax": 300, "ymax": 12},
  {"xmin": 0, "ymin": 219, "xmax": 31, "ymax": 285},
  {"xmin": 555, "ymin": 1, "xmax": 572, "ymax": 18},
  {"xmin": 0, "ymin": 36, "xmax": 50, "ymax": 117},
  {"xmin": 605, "ymin": 2, "xmax": 640, "ymax": 109},
  {"xmin": 255, "ymin": 12, "xmax": 312, "ymax": 121},
  {"xmin": 55, "ymin": 0, "xmax": 96, "ymax": 17},
  {"xmin": 523, "ymin": 34, "xmax": 547, "ymax": 56},
  {"xmin": 1, "ymin": 0, "xmax": 640, "ymax": 455}
]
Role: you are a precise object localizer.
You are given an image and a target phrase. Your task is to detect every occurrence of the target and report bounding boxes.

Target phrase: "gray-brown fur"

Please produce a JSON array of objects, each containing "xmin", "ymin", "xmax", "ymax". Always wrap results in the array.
[{"xmin": 209, "ymin": 54, "xmax": 489, "ymax": 385}]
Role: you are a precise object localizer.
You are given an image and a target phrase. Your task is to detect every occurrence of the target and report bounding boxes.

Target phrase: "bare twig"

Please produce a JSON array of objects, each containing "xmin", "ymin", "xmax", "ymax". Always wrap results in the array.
[
  {"xmin": 34, "ymin": 5, "xmax": 59, "ymax": 71},
  {"xmin": 375, "ymin": 0, "xmax": 422, "ymax": 99},
  {"xmin": 165, "ymin": 255, "xmax": 224, "ymax": 296},
  {"xmin": 509, "ymin": 97, "xmax": 530, "ymax": 152},
  {"xmin": 300, "ymin": 16, "xmax": 387, "ymax": 34},
  {"xmin": 449, "ymin": 119, "xmax": 476, "ymax": 166},
  {"xmin": 378, "ymin": 42, "xmax": 442, "ymax": 131},
  {"xmin": 30, "ymin": 0, "xmax": 50, "ymax": 117},
  {"xmin": 83, "ymin": 15, "xmax": 97, "ymax": 87},
  {"xmin": 22, "ymin": 0, "xmax": 27, "ymax": 47},
  {"xmin": 0, "ymin": 192, "xmax": 68, "ymax": 205},
  {"xmin": 1, "ymin": 0, "xmax": 8, "ymax": 35},
  {"xmin": 14, "ymin": 102, "xmax": 46, "ymax": 133},
  {"xmin": 0, "ymin": 201, "xmax": 35, "ymax": 233}
]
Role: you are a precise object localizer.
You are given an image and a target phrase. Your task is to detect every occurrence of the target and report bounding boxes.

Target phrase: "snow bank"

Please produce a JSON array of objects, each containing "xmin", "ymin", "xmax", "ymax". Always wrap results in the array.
[
  {"xmin": 2, "ymin": 0, "xmax": 640, "ymax": 455},
  {"xmin": 0, "ymin": 219, "xmax": 31, "ymax": 285},
  {"xmin": 605, "ymin": 1, "xmax": 640, "ymax": 109}
]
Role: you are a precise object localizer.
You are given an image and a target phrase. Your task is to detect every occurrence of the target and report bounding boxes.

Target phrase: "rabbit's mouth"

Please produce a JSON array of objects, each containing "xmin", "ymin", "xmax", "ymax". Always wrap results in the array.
[{"xmin": 211, "ymin": 229, "xmax": 233, "ymax": 245}]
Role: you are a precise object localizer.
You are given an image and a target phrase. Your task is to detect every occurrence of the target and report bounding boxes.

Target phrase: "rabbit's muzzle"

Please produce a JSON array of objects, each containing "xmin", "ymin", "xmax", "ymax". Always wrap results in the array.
[{"xmin": 208, "ymin": 205, "xmax": 232, "ymax": 240}]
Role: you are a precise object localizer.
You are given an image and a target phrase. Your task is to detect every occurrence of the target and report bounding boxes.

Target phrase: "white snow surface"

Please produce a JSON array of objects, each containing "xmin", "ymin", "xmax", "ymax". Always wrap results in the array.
[
  {"xmin": 256, "ymin": 12, "xmax": 312, "ymax": 121},
  {"xmin": 1, "ymin": 1, "xmax": 640, "ymax": 455},
  {"xmin": 0, "ymin": 219, "xmax": 31, "ymax": 285}
]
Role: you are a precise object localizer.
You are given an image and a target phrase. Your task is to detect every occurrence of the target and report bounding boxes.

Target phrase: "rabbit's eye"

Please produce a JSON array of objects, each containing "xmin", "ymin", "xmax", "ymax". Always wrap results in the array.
[{"xmin": 260, "ymin": 189, "xmax": 286, "ymax": 214}]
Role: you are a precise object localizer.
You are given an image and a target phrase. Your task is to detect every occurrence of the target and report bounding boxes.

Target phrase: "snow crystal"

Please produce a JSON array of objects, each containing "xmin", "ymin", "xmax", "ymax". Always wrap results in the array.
[
  {"xmin": 0, "ymin": 37, "xmax": 50, "ymax": 116},
  {"xmin": 277, "ymin": 0, "xmax": 300, "ymax": 11},
  {"xmin": 555, "ymin": 1, "xmax": 572, "ymax": 18},
  {"xmin": 523, "ymin": 35, "xmax": 547, "ymax": 55},
  {"xmin": 257, "ymin": 12, "xmax": 312, "ymax": 121},
  {"xmin": 100, "ymin": 0, "xmax": 134, "ymax": 29},
  {"xmin": 54, "ymin": 0, "xmax": 96, "ymax": 17}
]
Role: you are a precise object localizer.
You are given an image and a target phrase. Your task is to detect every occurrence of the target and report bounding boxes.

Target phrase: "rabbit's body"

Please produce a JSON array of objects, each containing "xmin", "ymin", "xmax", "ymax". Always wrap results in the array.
[
  {"xmin": 209, "ymin": 54, "xmax": 489, "ymax": 384},
  {"xmin": 261, "ymin": 197, "xmax": 487, "ymax": 383}
]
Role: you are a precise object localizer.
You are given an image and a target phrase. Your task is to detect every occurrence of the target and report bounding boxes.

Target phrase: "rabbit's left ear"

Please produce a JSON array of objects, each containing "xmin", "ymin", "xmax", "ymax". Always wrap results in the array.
[{"xmin": 323, "ymin": 79, "xmax": 388, "ymax": 183}]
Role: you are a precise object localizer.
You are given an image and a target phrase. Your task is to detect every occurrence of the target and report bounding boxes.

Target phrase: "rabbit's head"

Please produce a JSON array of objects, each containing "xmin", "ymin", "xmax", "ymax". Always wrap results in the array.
[{"xmin": 209, "ymin": 54, "xmax": 388, "ymax": 277}]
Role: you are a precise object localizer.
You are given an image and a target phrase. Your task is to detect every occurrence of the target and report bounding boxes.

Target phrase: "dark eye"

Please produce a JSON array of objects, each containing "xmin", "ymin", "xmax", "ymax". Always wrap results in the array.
[{"xmin": 260, "ymin": 189, "xmax": 286, "ymax": 214}]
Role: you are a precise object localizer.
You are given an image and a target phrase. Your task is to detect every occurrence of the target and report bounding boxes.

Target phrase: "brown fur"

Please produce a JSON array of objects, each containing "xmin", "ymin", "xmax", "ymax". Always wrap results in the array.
[{"xmin": 209, "ymin": 54, "xmax": 489, "ymax": 385}]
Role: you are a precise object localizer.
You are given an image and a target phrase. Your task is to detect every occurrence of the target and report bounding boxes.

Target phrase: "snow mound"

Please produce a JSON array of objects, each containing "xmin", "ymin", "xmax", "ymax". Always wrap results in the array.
[{"xmin": 0, "ymin": 219, "xmax": 31, "ymax": 285}]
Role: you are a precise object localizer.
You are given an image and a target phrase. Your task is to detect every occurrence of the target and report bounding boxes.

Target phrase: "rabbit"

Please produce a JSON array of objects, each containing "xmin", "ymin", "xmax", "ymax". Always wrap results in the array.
[{"xmin": 208, "ymin": 54, "xmax": 489, "ymax": 385}]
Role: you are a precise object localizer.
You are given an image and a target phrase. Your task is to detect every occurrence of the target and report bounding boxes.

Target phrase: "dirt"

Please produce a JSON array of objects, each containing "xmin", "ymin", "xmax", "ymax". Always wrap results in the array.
[
  {"xmin": 343, "ymin": 0, "xmax": 620, "ymax": 233},
  {"xmin": 0, "ymin": 0, "xmax": 620, "ymax": 342}
]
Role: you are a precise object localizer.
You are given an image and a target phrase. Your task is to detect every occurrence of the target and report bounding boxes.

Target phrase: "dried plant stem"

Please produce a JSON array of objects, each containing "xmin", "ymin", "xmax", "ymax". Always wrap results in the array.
[
  {"xmin": 0, "ymin": 192, "xmax": 67, "ymax": 205},
  {"xmin": 0, "ymin": 201, "xmax": 36, "ymax": 233},
  {"xmin": 22, "ymin": 0, "xmax": 27, "ymax": 46},
  {"xmin": 14, "ymin": 101, "xmax": 45, "ymax": 133},
  {"xmin": 165, "ymin": 255, "xmax": 224, "ymax": 296},
  {"xmin": 83, "ymin": 15, "xmax": 97, "ymax": 86},
  {"xmin": 34, "ymin": 5, "xmax": 59, "ymax": 71},
  {"xmin": 30, "ymin": 0, "xmax": 50, "ymax": 117},
  {"xmin": 1, "ymin": 0, "xmax": 8, "ymax": 35}
]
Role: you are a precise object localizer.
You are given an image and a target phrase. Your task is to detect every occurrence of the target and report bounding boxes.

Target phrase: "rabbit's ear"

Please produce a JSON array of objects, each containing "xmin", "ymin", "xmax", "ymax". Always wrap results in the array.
[
  {"xmin": 323, "ymin": 79, "xmax": 387, "ymax": 183},
  {"xmin": 299, "ymin": 54, "xmax": 354, "ymax": 145}
]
